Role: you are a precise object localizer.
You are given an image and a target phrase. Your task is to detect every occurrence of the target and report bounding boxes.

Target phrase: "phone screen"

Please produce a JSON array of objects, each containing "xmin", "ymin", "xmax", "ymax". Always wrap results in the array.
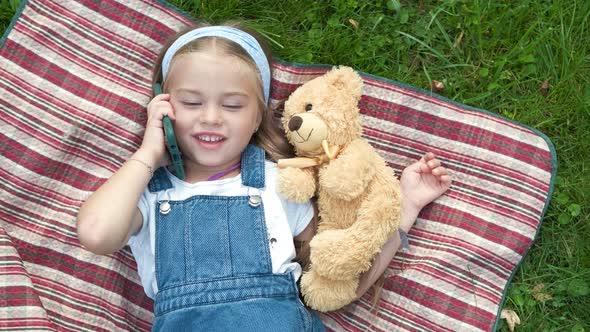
[{"xmin": 153, "ymin": 83, "xmax": 185, "ymax": 180}]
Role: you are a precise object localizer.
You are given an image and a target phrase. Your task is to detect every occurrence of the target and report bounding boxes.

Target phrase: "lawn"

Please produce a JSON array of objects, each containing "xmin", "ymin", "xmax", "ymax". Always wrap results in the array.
[{"xmin": 1, "ymin": 0, "xmax": 589, "ymax": 330}]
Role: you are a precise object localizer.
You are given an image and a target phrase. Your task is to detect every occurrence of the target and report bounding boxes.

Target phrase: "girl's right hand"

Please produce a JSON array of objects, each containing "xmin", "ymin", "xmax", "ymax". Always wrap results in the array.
[{"xmin": 139, "ymin": 94, "xmax": 176, "ymax": 168}]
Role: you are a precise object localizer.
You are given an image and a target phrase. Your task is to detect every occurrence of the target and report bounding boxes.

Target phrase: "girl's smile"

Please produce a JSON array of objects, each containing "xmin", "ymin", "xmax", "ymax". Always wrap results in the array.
[{"xmin": 193, "ymin": 132, "xmax": 227, "ymax": 150}]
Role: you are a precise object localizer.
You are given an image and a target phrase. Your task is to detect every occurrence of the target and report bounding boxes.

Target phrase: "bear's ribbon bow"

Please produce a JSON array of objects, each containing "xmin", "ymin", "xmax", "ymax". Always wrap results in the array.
[{"xmin": 277, "ymin": 140, "xmax": 341, "ymax": 169}]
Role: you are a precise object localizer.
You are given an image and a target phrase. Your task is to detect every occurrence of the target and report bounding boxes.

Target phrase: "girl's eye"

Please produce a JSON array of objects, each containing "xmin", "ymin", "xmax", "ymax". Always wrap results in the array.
[
  {"xmin": 224, "ymin": 105, "xmax": 243, "ymax": 110},
  {"xmin": 182, "ymin": 101, "xmax": 202, "ymax": 106}
]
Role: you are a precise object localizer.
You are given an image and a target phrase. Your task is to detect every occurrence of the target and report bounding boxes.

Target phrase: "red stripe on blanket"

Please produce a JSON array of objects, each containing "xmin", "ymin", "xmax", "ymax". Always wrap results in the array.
[
  {"xmin": 78, "ymin": 1, "xmax": 178, "ymax": 42},
  {"xmin": 1, "ymin": 102, "xmax": 126, "ymax": 173},
  {"xmin": 0, "ymin": 320, "xmax": 56, "ymax": 331},
  {"xmin": 35, "ymin": 1, "xmax": 159, "ymax": 66},
  {"xmin": 385, "ymin": 278, "xmax": 495, "ymax": 331},
  {"xmin": 415, "ymin": 229, "xmax": 515, "ymax": 272},
  {"xmin": 325, "ymin": 313, "xmax": 366, "ymax": 332},
  {"xmin": 3, "ymin": 39, "xmax": 147, "ymax": 123},
  {"xmin": 396, "ymin": 237, "xmax": 511, "ymax": 286},
  {"xmin": 0, "ymin": 286, "xmax": 44, "ymax": 307},
  {"xmin": 347, "ymin": 296, "xmax": 457, "ymax": 332},
  {"xmin": 365, "ymin": 126, "xmax": 550, "ymax": 195},
  {"xmin": 1, "ymin": 174, "xmax": 78, "ymax": 218},
  {"xmin": 361, "ymin": 98, "xmax": 551, "ymax": 171},
  {"xmin": 22, "ymin": 5, "xmax": 151, "ymax": 88},
  {"xmin": 34, "ymin": 276, "xmax": 151, "ymax": 332},
  {"xmin": 364, "ymin": 137, "xmax": 547, "ymax": 217},
  {"xmin": 362, "ymin": 78, "xmax": 538, "ymax": 135},
  {"xmin": 1, "ymin": 68, "xmax": 144, "ymax": 152},
  {"xmin": 13, "ymin": 238, "xmax": 150, "ymax": 310},
  {"xmin": 1, "ymin": 133, "xmax": 105, "ymax": 191},
  {"xmin": 0, "ymin": 206, "xmax": 140, "ymax": 273},
  {"xmin": 0, "ymin": 202, "xmax": 82, "ymax": 251},
  {"xmin": 0, "ymin": 169, "xmax": 82, "ymax": 212},
  {"xmin": 17, "ymin": 17, "xmax": 147, "ymax": 95},
  {"xmin": 422, "ymin": 206, "xmax": 533, "ymax": 254},
  {"xmin": 393, "ymin": 252, "xmax": 503, "ymax": 303},
  {"xmin": 448, "ymin": 183, "xmax": 538, "ymax": 228}
]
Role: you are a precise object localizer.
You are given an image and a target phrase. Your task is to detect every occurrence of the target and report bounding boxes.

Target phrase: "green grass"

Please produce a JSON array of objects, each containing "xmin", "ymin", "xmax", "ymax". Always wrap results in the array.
[{"xmin": 2, "ymin": 0, "xmax": 589, "ymax": 330}]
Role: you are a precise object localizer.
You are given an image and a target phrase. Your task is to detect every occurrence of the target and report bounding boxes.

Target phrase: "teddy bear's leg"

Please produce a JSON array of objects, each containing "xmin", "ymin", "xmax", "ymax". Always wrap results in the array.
[{"xmin": 300, "ymin": 269, "xmax": 359, "ymax": 312}]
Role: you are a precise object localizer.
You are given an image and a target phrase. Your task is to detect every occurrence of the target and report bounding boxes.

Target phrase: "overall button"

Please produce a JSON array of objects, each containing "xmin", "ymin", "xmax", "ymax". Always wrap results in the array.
[
  {"xmin": 248, "ymin": 195, "xmax": 261, "ymax": 208},
  {"xmin": 159, "ymin": 201, "xmax": 171, "ymax": 215}
]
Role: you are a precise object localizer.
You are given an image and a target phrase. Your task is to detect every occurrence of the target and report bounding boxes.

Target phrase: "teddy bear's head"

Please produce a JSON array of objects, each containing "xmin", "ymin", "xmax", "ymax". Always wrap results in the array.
[{"xmin": 282, "ymin": 66, "xmax": 364, "ymax": 156}]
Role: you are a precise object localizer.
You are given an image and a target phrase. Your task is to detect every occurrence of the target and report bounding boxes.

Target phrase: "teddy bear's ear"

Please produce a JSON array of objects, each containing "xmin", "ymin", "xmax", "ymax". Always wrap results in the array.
[{"xmin": 324, "ymin": 66, "xmax": 363, "ymax": 100}]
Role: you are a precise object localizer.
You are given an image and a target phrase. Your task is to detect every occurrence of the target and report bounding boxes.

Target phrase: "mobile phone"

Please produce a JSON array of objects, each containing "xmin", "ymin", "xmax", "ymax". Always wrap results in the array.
[{"xmin": 153, "ymin": 83, "xmax": 185, "ymax": 180}]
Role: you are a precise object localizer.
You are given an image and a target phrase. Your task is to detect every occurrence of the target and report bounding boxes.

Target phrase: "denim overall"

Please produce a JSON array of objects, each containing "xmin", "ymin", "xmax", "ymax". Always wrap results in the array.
[{"xmin": 148, "ymin": 145, "xmax": 325, "ymax": 332}]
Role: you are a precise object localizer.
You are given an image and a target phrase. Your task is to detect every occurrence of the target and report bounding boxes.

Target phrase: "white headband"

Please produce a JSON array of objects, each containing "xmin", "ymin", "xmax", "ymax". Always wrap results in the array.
[{"xmin": 161, "ymin": 26, "xmax": 271, "ymax": 103}]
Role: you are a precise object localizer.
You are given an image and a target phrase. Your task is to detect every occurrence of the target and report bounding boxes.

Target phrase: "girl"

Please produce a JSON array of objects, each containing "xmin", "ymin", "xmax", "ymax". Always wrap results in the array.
[{"xmin": 77, "ymin": 21, "xmax": 451, "ymax": 331}]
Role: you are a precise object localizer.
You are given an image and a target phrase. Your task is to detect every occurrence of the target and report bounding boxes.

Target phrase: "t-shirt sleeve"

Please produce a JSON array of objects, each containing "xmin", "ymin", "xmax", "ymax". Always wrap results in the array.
[
  {"xmin": 127, "ymin": 189, "xmax": 150, "ymax": 247},
  {"xmin": 281, "ymin": 198, "xmax": 314, "ymax": 236}
]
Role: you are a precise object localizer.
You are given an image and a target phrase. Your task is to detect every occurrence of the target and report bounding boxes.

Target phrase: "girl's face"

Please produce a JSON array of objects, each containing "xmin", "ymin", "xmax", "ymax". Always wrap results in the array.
[{"xmin": 165, "ymin": 51, "xmax": 262, "ymax": 176}]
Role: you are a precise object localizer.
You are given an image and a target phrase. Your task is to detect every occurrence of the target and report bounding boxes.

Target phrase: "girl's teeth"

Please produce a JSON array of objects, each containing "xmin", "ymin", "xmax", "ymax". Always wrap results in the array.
[{"xmin": 199, "ymin": 136, "xmax": 223, "ymax": 142}]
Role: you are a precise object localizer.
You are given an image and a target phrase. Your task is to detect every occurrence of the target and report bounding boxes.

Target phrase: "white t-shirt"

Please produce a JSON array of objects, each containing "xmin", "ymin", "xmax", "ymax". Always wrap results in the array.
[{"xmin": 127, "ymin": 161, "xmax": 313, "ymax": 299}]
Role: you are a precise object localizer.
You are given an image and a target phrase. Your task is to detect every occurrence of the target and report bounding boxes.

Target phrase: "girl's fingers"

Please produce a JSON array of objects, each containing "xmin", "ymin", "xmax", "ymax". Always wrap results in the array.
[
  {"xmin": 427, "ymin": 158, "xmax": 441, "ymax": 170},
  {"xmin": 440, "ymin": 174, "xmax": 452, "ymax": 184},
  {"xmin": 418, "ymin": 161, "xmax": 430, "ymax": 173},
  {"xmin": 148, "ymin": 103, "xmax": 175, "ymax": 123},
  {"xmin": 147, "ymin": 94, "xmax": 171, "ymax": 113},
  {"xmin": 432, "ymin": 167, "xmax": 448, "ymax": 176},
  {"xmin": 152, "ymin": 93, "xmax": 171, "ymax": 101},
  {"xmin": 167, "ymin": 107, "xmax": 176, "ymax": 121},
  {"xmin": 420, "ymin": 152, "xmax": 435, "ymax": 162}
]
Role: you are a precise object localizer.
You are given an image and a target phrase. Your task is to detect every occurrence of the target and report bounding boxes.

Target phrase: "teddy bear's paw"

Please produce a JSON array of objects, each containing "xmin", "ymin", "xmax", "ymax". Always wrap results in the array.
[
  {"xmin": 309, "ymin": 230, "xmax": 373, "ymax": 280},
  {"xmin": 300, "ymin": 270, "xmax": 359, "ymax": 312},
  {"xmin": 277, "ymin": 167, "xmax": 316, "ymax": 203}
]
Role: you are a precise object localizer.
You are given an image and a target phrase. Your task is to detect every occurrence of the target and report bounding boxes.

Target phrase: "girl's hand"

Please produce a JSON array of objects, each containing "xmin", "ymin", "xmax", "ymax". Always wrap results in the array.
[
  {"xmin": 400, "ymin": 152, "xmax": 452, "ymax": 214},
  {"xmin": 139, "ymin": 94, "xmax": 176, "ymax": 168}
]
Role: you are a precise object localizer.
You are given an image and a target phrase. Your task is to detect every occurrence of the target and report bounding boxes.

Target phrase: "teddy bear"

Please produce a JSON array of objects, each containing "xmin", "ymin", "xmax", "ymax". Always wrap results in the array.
[{"xmin": 277, "ymin": 66, "xmax": 402, "ymax": 312}]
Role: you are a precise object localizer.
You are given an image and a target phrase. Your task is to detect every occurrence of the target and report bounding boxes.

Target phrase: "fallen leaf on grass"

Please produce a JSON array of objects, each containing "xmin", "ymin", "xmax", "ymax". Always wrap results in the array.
[
  {"xmin": 532, "ymin": 283, "xmax": 553, "ymax": 301},
  {"xmin": 348, "ymin": 19, "xmax": 359, "ymax": 29},
  {"xmin": 540, "ymin": 79, "xmax": 550, "ymax": 97},
  {"xmin": 501, "ymin": 309, "xmax": 521, "ymax": 332},
  {"xmin": 431, "ymin": 80, "xmax": 445, "ymax": 93}
]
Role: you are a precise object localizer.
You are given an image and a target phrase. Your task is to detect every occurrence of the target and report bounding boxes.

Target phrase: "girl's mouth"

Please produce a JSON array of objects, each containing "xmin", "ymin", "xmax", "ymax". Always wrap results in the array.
[{"xmin": 194, "ymin": 134, "xmax": 226, "ymax": 150}]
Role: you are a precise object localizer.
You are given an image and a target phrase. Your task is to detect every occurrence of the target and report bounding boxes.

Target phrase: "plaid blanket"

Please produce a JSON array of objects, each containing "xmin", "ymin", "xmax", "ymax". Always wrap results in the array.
[{"xmin": 0, "ymin": 1, "xmax": 556, "ymax": 331}]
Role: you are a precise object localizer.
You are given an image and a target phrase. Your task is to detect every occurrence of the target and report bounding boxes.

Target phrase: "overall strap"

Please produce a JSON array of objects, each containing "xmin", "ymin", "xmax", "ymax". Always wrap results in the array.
[
  {"xmin": 148, "ymin": 167, "xmax": 173, "ymax": 193},
  {"xmin": 147, "ymin": 144, "xmax": 266, "ymax": 193},
  {"xmin": 241, "ymin": 144, "xmax": 266, "ymax": 189}
]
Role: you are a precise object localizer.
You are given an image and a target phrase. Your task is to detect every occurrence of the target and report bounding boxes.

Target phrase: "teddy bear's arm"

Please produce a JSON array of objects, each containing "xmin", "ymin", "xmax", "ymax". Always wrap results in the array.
[
  {"xmin": 319, "ymin": 139, "xmax": 376, "ymax": 201},
  {"xmin": 277, "ymin": 167, "xmax": 317, "ymax": 203}
]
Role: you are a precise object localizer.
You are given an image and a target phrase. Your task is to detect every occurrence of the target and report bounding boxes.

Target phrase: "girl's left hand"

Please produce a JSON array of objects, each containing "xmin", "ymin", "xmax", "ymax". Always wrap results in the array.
[{"xmin": 400, "ymin": 152, "xmax": 452, "ymax": 214}]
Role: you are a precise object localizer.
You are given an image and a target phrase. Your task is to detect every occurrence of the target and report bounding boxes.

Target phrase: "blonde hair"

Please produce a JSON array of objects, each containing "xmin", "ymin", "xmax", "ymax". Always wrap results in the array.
[{"xmin": 151, "ymin": 20, "xmax": 293, "ymax": 162}]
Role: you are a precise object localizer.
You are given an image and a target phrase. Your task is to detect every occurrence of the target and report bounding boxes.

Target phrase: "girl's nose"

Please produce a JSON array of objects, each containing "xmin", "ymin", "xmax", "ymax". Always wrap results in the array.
[{"xmin": 199, "ymin": 104, "xmax": 223, "ymax": 125}]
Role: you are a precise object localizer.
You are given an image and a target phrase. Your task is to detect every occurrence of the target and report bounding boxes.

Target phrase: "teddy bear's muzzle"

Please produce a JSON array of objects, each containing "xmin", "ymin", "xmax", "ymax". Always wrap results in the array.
[{"xmin": 286, "ymin": 113, "xmax": 328, "ymax": 151}]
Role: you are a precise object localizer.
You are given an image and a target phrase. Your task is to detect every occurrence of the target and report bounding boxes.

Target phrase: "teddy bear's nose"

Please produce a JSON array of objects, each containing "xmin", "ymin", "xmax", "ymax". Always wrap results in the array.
[{"xmin": 288, "ymin": 116, "xmax": 303, "ymax": 132}]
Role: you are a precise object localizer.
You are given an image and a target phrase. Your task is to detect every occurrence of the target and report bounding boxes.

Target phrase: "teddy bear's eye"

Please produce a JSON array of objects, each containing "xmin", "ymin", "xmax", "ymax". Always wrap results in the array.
[{"xmin": 305, "ymin": 104, "xmax": 313, "ymax": 112}]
